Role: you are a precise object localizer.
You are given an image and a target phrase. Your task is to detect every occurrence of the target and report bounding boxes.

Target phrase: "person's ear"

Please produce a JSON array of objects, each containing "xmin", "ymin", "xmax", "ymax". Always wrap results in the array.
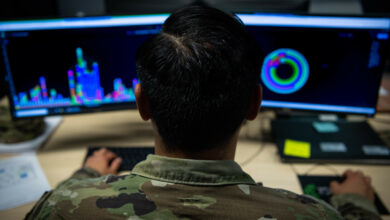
[
  {"xmin": 135, "ymin": 83, "xmax": 151, "ymax": 121},
  {"xmin": 245, "ymin": 85, "xmax": 262, "ymax": 121}
]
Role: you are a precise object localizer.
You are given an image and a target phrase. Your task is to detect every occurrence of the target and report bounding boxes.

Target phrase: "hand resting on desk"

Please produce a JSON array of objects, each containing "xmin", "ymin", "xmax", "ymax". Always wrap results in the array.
[
  {"xmin": 330, "ymin": 169, "xmax": 375, "ymax": 203},
  {"xmin": 84, "ymin": 147, "xmax": 377, "ymax": 205},
  {"xmin": 84, "ymin": 148, "xmax": 122, "ymax": 175}
]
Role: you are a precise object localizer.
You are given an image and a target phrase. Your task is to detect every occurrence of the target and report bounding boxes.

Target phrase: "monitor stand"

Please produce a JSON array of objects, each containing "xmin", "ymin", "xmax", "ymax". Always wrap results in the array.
[{"xmin": 271, "ymin": 112, "xmax": 390, "ymax": 164}]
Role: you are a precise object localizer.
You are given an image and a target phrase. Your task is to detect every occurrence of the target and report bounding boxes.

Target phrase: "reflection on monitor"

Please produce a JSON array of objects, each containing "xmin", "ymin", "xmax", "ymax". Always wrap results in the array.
[
  {"xmin": 237, "ymin": 14, "xmax": 390, "ymax": 116},
  {"xmin": 0, "ymin": 14, "xmax": 168, "ymax": 118}
]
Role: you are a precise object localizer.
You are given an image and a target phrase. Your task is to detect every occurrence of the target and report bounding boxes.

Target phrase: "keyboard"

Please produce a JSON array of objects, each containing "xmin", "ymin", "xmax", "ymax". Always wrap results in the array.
[
  {"xmin": 85, "ymin": 146, "xmax": 154, "ymax": 172},
  {"xmin": 298, "ymin": 175, "xmax": 389, "ymax": 215}
]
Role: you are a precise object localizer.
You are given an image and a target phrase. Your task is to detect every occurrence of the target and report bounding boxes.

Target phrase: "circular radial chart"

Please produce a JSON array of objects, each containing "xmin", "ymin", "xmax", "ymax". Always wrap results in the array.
[{"xmin": 261, "ymin": 48, "xmax": 309, "ymax": 94}]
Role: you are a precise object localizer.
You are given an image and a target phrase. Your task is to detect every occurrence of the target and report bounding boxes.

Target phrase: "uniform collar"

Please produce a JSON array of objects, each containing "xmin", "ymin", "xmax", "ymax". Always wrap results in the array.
[{"xmin": 131, "ymin": 154, "xmax": 256, "ymax": 186}]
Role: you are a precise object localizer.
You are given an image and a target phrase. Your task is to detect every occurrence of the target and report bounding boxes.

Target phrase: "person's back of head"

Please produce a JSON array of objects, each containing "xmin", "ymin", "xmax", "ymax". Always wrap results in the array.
[{"xmin": 136, "ymin": 4, "xmax": 263, "ymax": 154}]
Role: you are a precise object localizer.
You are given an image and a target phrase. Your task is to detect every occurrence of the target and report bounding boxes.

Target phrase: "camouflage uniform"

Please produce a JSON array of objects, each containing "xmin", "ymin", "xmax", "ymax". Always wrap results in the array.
[
  {"xmin": 0, "ymin": 106, "xmax": 45, "ymax": 143},
  {"xmin": 26, "ymin": 155, "xmax": 381, "ymax": 219}
]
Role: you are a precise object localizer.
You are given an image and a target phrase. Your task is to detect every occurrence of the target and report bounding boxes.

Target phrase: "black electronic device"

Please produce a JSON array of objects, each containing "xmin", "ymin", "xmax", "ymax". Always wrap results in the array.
[
  {"xmin": 298, "ymin": 175, "xmax": 389, "ymax": 215},
  {"xmin": 236, "ymin": 13, "xmax": 390, "ymax": 163},
  {"xmin": 272, "ymin": 118, "xmax": 390, "ymax": 164},
  {"xmin": 0, "ymin": 14, "xmax": 168, "ymax": 118},
  {"xmin": 236, "ymin": 13, "xmax": 390, "ymax": 116},
  {"xmin": 2, "ymin": 13, "xmax": 390, "ymax": 119},
  {"xmin": 85, "ymin": 146, "xmax": 154, "ymax": 172}
]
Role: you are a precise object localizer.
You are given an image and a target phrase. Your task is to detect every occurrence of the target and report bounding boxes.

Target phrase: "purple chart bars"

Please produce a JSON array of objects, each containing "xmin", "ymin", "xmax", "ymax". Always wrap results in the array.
[{"xmin": 13, "ymin": 48, "xmax": 138, "ymax": 110}]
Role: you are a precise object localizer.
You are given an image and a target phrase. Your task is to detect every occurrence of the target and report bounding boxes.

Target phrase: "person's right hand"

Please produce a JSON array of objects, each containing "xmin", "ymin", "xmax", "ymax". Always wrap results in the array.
[
  {"xmin": 330, "ymin": 170, "xmax": 375, "ymax": 203},
  {"xmin": 84, "ymin": 148, "xmax": 122, "ymax": 175}
]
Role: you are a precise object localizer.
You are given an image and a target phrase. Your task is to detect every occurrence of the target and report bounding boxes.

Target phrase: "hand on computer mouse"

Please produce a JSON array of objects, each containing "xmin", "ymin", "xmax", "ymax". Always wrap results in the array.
[
  {"xmin": 84, "ymin": 148, "xmax": 122, "ymax": 175},
  {"xmin": 330, "ymin": 169, "xmax": 375, "ymax": 203}
]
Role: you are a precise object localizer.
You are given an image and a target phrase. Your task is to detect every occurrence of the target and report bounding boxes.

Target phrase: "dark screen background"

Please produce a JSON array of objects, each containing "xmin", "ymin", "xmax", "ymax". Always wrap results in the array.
[
  {"xmin": 247, "ymin": 25, "xmax": 389, "ymax": 109},
  {"xmin": 1, "ymin": 23, "xmax": 389, "ymax": 117},
  {"xmin": 2, "ymin": 24, "xmax": 161, "ymax": 105}
]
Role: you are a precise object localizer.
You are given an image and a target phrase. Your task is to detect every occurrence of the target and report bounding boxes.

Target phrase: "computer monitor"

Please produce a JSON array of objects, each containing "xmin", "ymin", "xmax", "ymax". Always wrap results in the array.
[
  {"xmin": 236, "ymin": 13, "xmax": 390, "ymax": 116},
  {"xmin": 2, "ymin": 13, "xmax": 390, "ymax": 118},
  {"xmin": 0, "ymin": 14, "xmax": 169, "ymax": 118},
  {"xmin": 235, "ymin": 13, "xmax": 390, "ymax": 164}
]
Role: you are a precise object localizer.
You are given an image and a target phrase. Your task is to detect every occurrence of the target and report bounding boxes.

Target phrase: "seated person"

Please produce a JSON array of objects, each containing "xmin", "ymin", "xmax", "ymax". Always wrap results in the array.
[{"xmin": 26, "ymin": 4, "xmax": 380, "ymax": 220}]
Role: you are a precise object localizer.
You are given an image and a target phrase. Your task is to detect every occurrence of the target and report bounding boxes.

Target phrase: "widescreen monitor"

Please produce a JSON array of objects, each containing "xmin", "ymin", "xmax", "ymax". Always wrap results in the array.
[
  {"xmin": 0, "ymin": 14, "xmax": 168, "ymax": 118},
  {"xmin": 237, "ymin": 13, "xmax": 390, "ymax": 116},
  {"xmin": 1, "ymin": 13, "xmax": 390, "ymax": 119}
]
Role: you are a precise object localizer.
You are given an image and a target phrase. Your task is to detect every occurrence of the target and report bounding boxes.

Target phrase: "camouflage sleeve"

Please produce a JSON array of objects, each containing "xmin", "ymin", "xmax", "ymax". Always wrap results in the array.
[
  {"xmin": 272, "ymin": 188, "xmax": 344, "ymax": 219},
  {"xmin": 330, "ymin": 194, "xmax": 381, "ymax": 220},
  {"xmin": 55, "ymin": 167, "xmax": 101, "ymax": 189},
  {"xmin": 297, "ymin": 193, "xmax": 345, "ymax": 219},
  {"xmin": 58, "ymin": 167, "xmax": 102, "ymax": 182},
  {"xmin": 67, "ymin": 167, "xmax": 102, "ymax": 180},
  {"xmin": 24, "ymin": 167, "xmax": 102, "ymax": 219},
  {"xmin": 25, "ymin": 191, "xmax": 53, "ymax": 220}
]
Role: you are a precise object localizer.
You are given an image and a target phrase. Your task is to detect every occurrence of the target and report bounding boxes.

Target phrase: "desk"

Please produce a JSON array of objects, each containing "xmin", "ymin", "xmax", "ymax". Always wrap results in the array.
[{"xmin": 1, "ymin": 110, "xmax": 390, "ymax": 219}]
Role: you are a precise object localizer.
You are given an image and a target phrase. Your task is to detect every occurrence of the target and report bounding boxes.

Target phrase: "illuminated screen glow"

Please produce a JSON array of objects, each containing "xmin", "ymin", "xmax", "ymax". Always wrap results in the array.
[
  {"xmin": 240, "ymin": 13, "xmax": 390, "ymax": 115},
  {"xmin": 261, "ymin": 48, "xmax": 309, "ymax": 94},
  {"xmin": 0, "ymin": 15, "xmax": 166, "ymax": 118},
  {"xmin": 1, "ymin": 13, "xmax": 390, "ymax": 117}
]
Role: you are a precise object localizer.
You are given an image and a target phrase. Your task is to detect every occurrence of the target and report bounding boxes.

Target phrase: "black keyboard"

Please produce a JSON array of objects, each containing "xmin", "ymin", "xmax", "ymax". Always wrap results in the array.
[{"xmin": 85, "ymin": 146, "xmax": 154, "ymax": 172}]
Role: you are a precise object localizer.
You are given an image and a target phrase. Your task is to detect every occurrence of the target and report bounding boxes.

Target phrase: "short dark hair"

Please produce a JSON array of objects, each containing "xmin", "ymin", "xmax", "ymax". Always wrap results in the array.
[{"xmin": 136, "ymin": 5, "xmax": 262, "ymax": 153}]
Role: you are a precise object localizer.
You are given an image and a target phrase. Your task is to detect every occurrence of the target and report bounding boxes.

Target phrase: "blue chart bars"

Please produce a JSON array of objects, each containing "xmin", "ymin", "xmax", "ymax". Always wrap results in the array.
[{"xmin": 13, "ymin": 48, "xmax": 138, "ymax": 112}]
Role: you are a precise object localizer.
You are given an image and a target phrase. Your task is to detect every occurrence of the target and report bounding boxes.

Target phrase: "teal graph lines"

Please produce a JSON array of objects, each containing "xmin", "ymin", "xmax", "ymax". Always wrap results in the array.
[{"xmin": 261, "ymin": 48, "xmax": 309, "ymax": 94}]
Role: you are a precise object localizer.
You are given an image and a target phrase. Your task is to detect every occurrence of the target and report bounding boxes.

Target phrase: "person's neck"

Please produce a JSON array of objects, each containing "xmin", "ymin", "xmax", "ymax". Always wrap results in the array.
[{"xmin": 153, "ymin": 131, "xmax": 239, "ymax": 161}]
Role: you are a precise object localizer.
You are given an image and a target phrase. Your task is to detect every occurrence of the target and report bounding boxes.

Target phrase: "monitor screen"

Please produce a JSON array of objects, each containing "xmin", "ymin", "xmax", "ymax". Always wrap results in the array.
[
  {"xmin": 2, "ymin": 13, "xmax": 390, "ymax": 118},
  {"xmin": 237, "ymin": 13, "xmax": 390, "ymax": 116},
  {"xmin": 0, "ymin": 14, "xmax": 168, "ymax": 118}
]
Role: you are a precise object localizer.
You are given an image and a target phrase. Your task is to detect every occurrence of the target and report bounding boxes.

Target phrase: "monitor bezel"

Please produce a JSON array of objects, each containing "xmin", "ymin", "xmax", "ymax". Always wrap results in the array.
[
  {"xmin": 235, "ymin": 12, "xmax": 390, "ymax": 117},
  {"xmin": 0, "ymin": 13, "xmax": 169, "ymax": 119},
  {"xmin": 1, "ymin": 12, "xmax": 390, "ymax": 118}
]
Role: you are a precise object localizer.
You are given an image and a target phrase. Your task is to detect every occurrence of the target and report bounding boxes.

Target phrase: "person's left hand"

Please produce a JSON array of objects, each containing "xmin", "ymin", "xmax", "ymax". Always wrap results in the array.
[
  {"xmin": 330, "ymin": 170, "xmax": 375, "ymax": 203},
  {"xmin": 84, "ymin": 148, "xmax": 122, "ymax": 175}
]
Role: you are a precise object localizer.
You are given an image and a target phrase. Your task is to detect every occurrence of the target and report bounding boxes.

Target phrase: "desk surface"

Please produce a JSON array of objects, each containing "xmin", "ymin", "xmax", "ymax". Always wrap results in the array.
[{"xmin": 1, "ymin": 110, "xmax": 390, "ymax": 219}]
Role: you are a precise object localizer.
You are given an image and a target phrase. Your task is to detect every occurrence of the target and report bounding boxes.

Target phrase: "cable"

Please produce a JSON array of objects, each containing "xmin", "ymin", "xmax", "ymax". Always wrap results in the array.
[
  {"xmin": 243, "ymin": 111, "xmax": 273, "ymax": 141},
  {"xmin": 370, "ymin": 118, "xmax": 390, "ymax": 124},
  {"xmin": 289, "ymin": 163, "xmax": 299, "ymax": 175},
  {"xmin": 289, "ymin": 163, "xmax": 340, "ymax": 176},
  {"xmin": 240, "ymin": 111, "xmax": 275, "ymax": 167},
  {"xmin": 304, "ymin": 163, "xmax": 340, "ymax": 176},
  {"xmin": 239, "ymin": 142, "xmax": 265, "ymax": 167}
]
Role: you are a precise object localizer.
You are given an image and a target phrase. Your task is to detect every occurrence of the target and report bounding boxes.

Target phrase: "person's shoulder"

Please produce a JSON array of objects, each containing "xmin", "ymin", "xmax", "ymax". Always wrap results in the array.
[
  {"xmin": 29, "ymin": 173, "xmax": 150, "ymax": 219},
  {"xmin": 54, "ymin": 173, "xmax": 150, "ymax": 204},
  {"xmin": 251, "ymin": 185, "xmax": 343, "ymax": 220}
]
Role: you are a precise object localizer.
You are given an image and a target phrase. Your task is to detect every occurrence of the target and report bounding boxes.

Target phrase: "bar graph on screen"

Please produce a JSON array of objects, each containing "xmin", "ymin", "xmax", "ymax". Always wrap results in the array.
[{"xmin": 13, "ymin": 47, "xmax": 138, "ymax": 110}]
